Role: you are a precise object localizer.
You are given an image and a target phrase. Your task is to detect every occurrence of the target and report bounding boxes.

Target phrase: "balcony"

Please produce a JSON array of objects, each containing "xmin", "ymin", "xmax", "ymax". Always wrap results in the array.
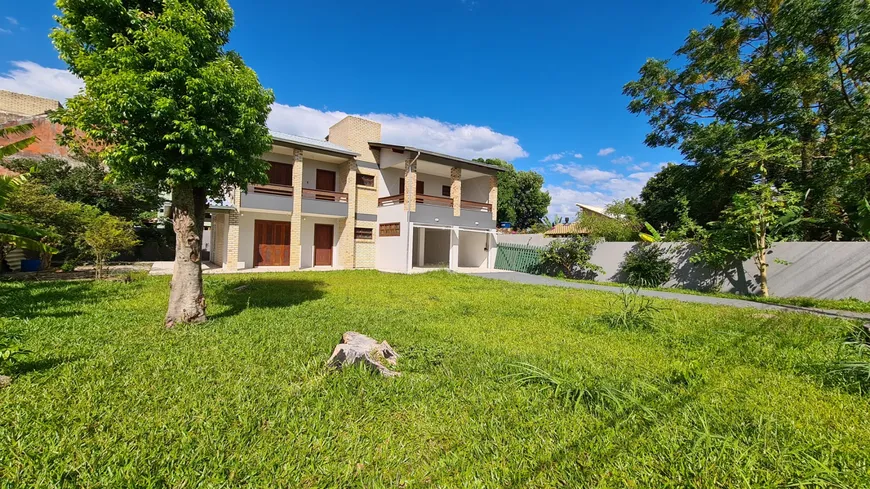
[
  {"xmin": 239, "ymin": 184, "xmax": 294, "ymax": 213},
  {"xmin": 378, "ymin": 194, "xmax": 495, "ymax": 228},
  {"xmin": 300, "ymin": 188, "xmax": 349, "ymax": 217}
]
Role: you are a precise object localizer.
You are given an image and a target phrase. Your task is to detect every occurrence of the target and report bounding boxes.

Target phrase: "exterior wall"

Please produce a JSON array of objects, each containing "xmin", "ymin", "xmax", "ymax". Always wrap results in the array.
[
  {"xmin": 302, "ymin": 158, "xmax": 341, "ymax": 191},
  {"xmin": 462, "ymin": 176, "xmax": 491, "ymax": 203},
  {"xmin": 301, "ymin": 216, "xmax": 343, "ymax": 269},
  {"xmin": 354, "ymin": 232, "xmax": 376, "ymax": 268},
  {"xmin": 327, "ymin": 116, "xmax": 381, "ymax": 163},
  {"xmin": 375, "ymin": 204, "xmax": 410, "ymax": 272},
  {"xmin": 0, "ymin": 90, "xmax": 60, "ymax": 117},
  {"xmin": 237, "ymin": 210, "xmax": 293, "ymax": 269},
  {"xmin": 378, "ymin": 148, "xmax": 406, "ymax": 169},
  {"xmin": 411, "ymin": 204, "xmax": 496, "ymax": 228},
  {"xmin": 290, "ymin": 149, "xmax": 304, "ymax": 269},
  {"xmin": 0, "ymin": 115, "xmax": 74, "ymax": 160},
  {"xmin": 415, "ymin": 173, "xmax": 453, "ymax": 197},
  {"xmin": 422, "ymin": 228, "xmax": 451, "ymax": 266},
  {"xmin": 498, "ymin": 234, "xmax": 558, "ymax": 247},
  {"xmin": 459, "ymin": 230, "xmax": 489, "ymax": 268},
  {"xmin": 379, "ymin": 167, "xmax": 405, "ymax": 197}
]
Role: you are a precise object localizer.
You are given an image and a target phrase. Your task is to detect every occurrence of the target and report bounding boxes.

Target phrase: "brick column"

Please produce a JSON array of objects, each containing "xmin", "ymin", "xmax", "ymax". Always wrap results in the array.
[
  {"xmin": 225, "ymin": 188, "xmax": 241, "ymax": 270},
  {"xmin": 290, "ymin": 149, "xmax": 304, "ymax": 270},
  {"xmin": 404, "ymin": 156, "xmax": 417, "ymax": 212},
  {"xmin": 450, "ymin": 167, "xmax": 461, "ymax": 217},
  {"xmin": 489, "ymin": 175, "xmax": 498, "ymax": 221},
  {"xmin": 337, "ymin": 159, "xmax": 357, "ymax": 269}
]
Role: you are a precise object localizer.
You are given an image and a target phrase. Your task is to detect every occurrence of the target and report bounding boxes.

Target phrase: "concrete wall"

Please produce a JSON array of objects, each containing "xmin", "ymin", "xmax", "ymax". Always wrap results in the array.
[
  {"xmin": 379, "ymin": 167, "xmax": 404, "ymax": 197},
  {"xmin": 375, "ymin": 204, "xmax": 409, "ymax": 272},
  {"xmin": 462, "ymin": 176, "xmax": 491, "ymax": 203},
  {"xmin": 498, "ymin": 235, "xmax": 870, "ymax": 300},
  {"xmin": 422, "ymin": 228, "xmax": 451, "ymax": 266},
  {"xmin": 302, "ymin": 158, "xmax": 341, "ymax": 191},
  {"xmin": 459, "ymin": 230, "xmax": 489, "ymax": 268}
]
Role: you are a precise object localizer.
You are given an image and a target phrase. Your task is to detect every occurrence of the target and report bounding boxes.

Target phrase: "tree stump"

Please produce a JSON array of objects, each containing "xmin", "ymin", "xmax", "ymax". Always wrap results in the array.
[
  {"xmin": 0, "ymin": 375, "xmax": 11, "ymax": 389},
  {"xmin": 327, "ymin": 332, "xmax": 400, "ymax": 377}
]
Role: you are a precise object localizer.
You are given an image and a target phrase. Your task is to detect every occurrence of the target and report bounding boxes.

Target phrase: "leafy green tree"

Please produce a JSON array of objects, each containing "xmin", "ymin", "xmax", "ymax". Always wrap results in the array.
[
  {"xmin": 473, "ymin": 159, "xmax": 551, "ymax": 229},
  {"xmin": 52, "ymin": 0, "xmax": 274, "ymax": 326},
  {"xmin": 3, "ymin": 157, "xmax": 162, "ymax": 223},
  {"xmin": 3, "ymin": 179, "xmax": 101, "ymax": 267},
  {"xmin": 85, "ymin": 214, "xmax": 140, "ymax": 279},
  {"xmin": 576, "ymin": 199, "xmax": 642, "ymax": 241},
  {"xmin": 626, "ymin": 0, "xmax": 870, "ymax": 241},
  {"xmin": 0, "ymin": 176, "xmax": 59, "ymax": 271}
]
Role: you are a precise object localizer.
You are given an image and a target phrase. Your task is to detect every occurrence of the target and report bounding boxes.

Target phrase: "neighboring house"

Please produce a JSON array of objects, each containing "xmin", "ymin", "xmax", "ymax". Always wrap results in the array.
[
  {"xmin": 543, "ymin": 222, "xmax": 588, "ymax": 238},
  {"xmin": 208, "ymin": 116, "xmax": 503, "ymax": 273},
  {"xmin": 576, "ymin": 203, "xmax": 613, "ymax": 219}
]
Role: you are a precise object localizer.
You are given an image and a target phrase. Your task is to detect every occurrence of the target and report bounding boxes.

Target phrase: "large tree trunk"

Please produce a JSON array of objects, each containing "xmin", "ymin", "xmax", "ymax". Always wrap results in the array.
[{"xmin": 165, "ymin": 184, "xmax": 207, "ymax": 327}]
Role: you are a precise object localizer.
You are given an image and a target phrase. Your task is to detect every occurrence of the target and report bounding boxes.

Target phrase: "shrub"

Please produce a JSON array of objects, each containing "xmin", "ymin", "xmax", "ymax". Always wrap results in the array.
[
  {"xmin": 84, "ymin": 214, "xmax": 140, "ymax": 279},
  {"xmin": 619, "ymin": 244, "xmax": 674, "ymax": 287},
  {"xmin": 538, "ymin": 235, "xmax": 604, "ymax": 279}
]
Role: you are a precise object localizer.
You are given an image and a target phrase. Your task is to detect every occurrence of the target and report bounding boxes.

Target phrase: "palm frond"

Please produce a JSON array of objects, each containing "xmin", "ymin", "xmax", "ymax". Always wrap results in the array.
[
  {"xmin": 0, "ymin": 233, "xmax": 57, "ymax": 254},
  {"xmin": 0, "ymin": 123, "xmax": 34, "ymax": 138},
  {"xmin": 0, "ymin": 136, "xmax": 37, "ymax": 158}
]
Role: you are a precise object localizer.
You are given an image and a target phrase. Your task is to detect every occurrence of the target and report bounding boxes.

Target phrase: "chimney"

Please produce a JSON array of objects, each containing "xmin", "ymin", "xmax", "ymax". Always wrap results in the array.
[{"xmin": 327, "ymin": 116, "xmax": 381, "ymax": 162}]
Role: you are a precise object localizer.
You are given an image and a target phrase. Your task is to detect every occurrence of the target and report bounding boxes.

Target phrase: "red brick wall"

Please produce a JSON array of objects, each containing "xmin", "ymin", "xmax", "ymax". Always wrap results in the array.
[{"xmin": 0, "ymin": 115, "xmax": 72, "ymax": 159}]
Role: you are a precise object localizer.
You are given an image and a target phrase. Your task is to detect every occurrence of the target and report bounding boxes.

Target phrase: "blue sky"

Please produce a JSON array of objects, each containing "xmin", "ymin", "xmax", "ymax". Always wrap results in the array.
[{"xmin": 0, "ymin": 0, "xmax": 716, "ymax": 217}]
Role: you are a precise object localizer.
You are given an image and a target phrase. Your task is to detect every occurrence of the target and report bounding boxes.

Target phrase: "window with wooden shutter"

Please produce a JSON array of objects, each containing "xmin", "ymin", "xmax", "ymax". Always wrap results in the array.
[
  {"xmin": 354, "ymin": 227, "xmax": 373, "ymax": 240},
  {"xmin": 356, "ymin": 173, "xmax": 375, "ymax": 187},
  {"xmin": 379, "ymin": 222, "xmax": 400, "ymax": 237},
  {"xmin": 267, "ymin": 162, "xmax": 292, "ymax": 186}
]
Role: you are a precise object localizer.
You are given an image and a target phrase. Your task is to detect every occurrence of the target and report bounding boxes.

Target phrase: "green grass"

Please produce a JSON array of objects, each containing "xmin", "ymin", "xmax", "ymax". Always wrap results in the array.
[
  {"xmin": 1, "ymin": 270, "xmax": 870, "ymax": 487},
  {"xmin": 564, "ymin": 277, "xmax": 870, "ymax": 313}
]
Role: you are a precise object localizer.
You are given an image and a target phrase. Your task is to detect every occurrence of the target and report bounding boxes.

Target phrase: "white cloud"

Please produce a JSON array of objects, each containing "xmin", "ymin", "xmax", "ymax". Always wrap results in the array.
[
  {"xmin": 0, "ymin": 61, "xmax": 83, "ymax": 101},
  {"xmin": 544, "ymin": 165, "xmax": 663, "ymax": 218},
  {"xmin": 0, "ymin": 28, "xmax": 10, "ymax": 35},
  {"xmin": 5, "ymin": 17, "xmax": 18, "ymax": 25},
  {"xmin": 0, "ymin": 60, "xmax": 529, "ymax": 162},
  {"xmin": 540, "ymin": 153, "xmax": 566, "ymax": 162},
  {"xmin": 551, "ymin": 163, "xmax": 618, "ymax": 184},
  {"xmin": 611, "ymin": 155, "xmax": 634, "ymax": 164},
  {"xmin": 574, "ymin": 153, "xmax": 583, "ymax": 159},
  {"xmin": 269, "ymin": 103, "xmax": 528, "ymax": 161},
  {"xmin": 628, "ymin": 164, "xmax": 644, "ymax": 171},
  {"xmin": 597, "ymin": 147, "xmax": 615, "ymax": 156}
]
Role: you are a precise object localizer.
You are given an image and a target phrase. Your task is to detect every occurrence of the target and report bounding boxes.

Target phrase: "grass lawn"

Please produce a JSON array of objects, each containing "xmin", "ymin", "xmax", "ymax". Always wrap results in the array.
[
  {"xmin": 563, "ymin": 277, "xmax": 870, "ymax": 314},
  {"xmin": 1, "ymin": 271, "xmax": 870, "ymax": 487}
]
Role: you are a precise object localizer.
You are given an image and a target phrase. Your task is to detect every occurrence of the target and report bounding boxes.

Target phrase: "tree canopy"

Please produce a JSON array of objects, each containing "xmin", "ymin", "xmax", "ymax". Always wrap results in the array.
[
  {"xmin": 52, "ymin": 0, "xmax": 274, "ymax": 326},
  {"xmin": 626, "ymin": 0, "xmax": 870, "ymax": 241},
  {"xmin": 474, "ymin": 158, "xmax": 551, "ymax": 229}
]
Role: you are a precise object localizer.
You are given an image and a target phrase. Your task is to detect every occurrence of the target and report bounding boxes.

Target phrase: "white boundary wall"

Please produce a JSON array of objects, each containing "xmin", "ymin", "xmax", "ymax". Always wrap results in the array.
[{"xmin": 497, "ymin": 235, "xmax": 870, "ymax": 300}]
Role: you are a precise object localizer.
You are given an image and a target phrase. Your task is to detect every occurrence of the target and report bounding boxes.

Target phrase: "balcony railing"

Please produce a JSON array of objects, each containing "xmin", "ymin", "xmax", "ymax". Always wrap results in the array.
[
  {"xmin": 460, "ymin": 200, "xmax": 492, "ymax": 213},
  {"xmin": 378, "ymin": 194, "xmax": 492, "ymax": 213},
  {"xmin": 302, "ymin": 188, "xmax": 348, "ymax": 203},
  {"xmin": 252, "ymin": 183, "xmax": 294, "ymax": 196}
]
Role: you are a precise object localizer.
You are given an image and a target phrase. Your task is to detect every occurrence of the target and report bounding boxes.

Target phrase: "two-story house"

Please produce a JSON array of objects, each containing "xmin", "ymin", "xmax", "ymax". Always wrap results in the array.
[{"xmin": 207, "ymin": 115, "xmax": 502, "ymax": 273}]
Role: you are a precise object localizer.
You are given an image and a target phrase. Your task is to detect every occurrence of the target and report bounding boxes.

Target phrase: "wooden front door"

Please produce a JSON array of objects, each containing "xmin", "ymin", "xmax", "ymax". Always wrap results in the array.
[
  {"xmin": 316, "ymin": 169, "xmax": 336, "ymax": 191},
  {"xmin": 313, "ymin": 224, "xmax": 334, "ymax": 266},
  {"xmin": 254, "ymin": 220, "xmax": 291, "ymax": 266}
]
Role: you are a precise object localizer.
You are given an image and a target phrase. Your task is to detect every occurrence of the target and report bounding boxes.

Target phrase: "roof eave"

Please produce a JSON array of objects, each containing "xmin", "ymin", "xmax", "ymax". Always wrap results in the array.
[{"xmin": 271, "ymin": 137, "xmax": 359, "ymax": 158}]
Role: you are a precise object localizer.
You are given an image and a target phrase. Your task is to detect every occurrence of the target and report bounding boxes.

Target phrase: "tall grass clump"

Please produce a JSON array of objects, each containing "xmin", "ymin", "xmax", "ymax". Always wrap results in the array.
[
  {"xmin": 826, "ymin": 323, "xmax": 870, "ymax": 393},
  {"xmin": 598, "ymin": 286, "xmax": 663, "ymax": 330}
]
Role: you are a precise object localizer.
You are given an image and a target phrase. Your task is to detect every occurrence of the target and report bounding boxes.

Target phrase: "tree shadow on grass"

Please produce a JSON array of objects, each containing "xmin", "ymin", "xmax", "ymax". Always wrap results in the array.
[
  {"xmin": 10, "ymin": 355, "xmax": 87, "ymax": 376},
  {"xmin": 207, "ymin": 277, "xmax": 327, "ymax": 320},
  {"xmin": 0, "ymin": 281, "xmax": 118, "ymax": 319}
]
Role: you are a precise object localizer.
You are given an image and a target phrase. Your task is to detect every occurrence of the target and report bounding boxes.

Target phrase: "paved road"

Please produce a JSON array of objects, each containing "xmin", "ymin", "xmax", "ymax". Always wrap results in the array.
[{"xmin": 465, "ymin": 271, "xmax": 870, "ymax": 321}]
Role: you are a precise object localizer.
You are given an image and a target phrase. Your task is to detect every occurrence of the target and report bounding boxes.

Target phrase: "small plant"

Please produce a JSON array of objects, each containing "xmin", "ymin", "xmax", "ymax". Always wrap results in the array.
[
  {"xmin": 825, "ymin": 324, "xmax": 870, "ymax": 393},
  {"xmin": 619, "ymin": 244, "xmax": 674, "ymax": 287},
  {"xmin": 84, "ymin": 214, "xmax": 140, "ymax": 279},
  {"xmin": 0, "ymin": 332, "xmax": 30, "ymax": 374},
  {"xmin": 598, "ymin": 287, "xmax": 662, "ymax": 330},
  {"xmin": 59, "ymin": 260, "xmax": 78, "ymax": 273},
  {"xmin": 508, "ymin": 362, "xmax": 650, "ymax": 415},
  {"xmin": 538, "ymin": 235, "xmax": 604, "ymax": 279}
]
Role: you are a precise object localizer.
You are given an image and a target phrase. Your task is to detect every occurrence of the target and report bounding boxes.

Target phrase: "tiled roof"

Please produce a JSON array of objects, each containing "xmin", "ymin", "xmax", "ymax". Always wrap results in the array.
[
  {"xmin": 269, "ymin": 131, "xmax": 359, "ymax": 157},
  {"xmin": 544, "ymin": 223, "xmax": 589, "ymax": 236}
]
